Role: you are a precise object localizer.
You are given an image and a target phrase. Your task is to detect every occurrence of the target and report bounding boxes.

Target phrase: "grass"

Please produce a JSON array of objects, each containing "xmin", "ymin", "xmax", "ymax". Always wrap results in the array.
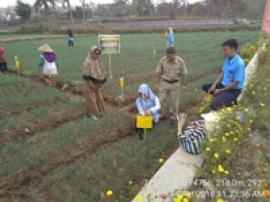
[
  {"xmin": 0, "ymin": 31, "xmax": 261, "ymax": 201},
  {"xmin": 1, "ymin": 31, "xmax": 259, "ymax": 97}
]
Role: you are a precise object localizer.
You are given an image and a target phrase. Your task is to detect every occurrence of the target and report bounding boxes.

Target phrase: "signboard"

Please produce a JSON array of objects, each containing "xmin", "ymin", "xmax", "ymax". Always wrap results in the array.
[
  {"xmin": 262, "ymin": 0, "xmax": 270, "ymax": 33},
  {"xmin": 98, "ymin": 35, "xmax": 120, "ymax": 54}
]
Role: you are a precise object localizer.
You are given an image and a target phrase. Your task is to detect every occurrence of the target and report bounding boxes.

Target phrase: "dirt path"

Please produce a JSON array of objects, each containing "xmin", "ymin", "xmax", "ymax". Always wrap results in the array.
[{"xmin": 0, "ymin": 109, "xmax": 88, "ymax": 146}]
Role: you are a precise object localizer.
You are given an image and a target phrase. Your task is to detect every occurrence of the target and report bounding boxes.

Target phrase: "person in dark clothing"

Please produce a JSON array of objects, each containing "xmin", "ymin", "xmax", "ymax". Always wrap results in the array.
[
  {"xmin": 67, "ymin": 30, "xmax": 75, "ymax": 47},
  {"xmin": 0, "ymin": 47, "xmax": 8, "ymax": 73}
]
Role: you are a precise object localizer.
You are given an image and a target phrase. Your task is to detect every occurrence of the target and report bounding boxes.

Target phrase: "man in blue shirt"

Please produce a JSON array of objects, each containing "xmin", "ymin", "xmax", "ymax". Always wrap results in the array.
[{"xmin": 201, "ymin": 39, "xmax": 246, "ymax": 110}]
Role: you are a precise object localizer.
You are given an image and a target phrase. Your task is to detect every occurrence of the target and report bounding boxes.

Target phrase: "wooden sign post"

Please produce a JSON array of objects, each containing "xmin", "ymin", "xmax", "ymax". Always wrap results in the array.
[{"xmin": 98, "ymin": 35, "xmax": 121, "ymax": 79}]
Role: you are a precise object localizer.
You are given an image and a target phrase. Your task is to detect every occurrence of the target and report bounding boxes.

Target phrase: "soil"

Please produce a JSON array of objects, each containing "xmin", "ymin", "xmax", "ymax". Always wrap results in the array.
[{"xmin": 1, "ymin": 109, "xmax": 88, "ymax": 146}]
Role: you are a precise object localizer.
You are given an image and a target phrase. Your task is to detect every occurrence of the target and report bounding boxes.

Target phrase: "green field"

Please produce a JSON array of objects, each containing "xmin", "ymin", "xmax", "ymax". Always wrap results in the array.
[{"xmin": 0, "ymin": 31, "xmax": 259, "ymax": 201}]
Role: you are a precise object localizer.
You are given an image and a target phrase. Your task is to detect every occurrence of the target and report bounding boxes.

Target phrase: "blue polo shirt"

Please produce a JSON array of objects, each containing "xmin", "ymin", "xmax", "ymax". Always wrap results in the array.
[{"xmin": 222, "ymin": 54, "xmax": 246, "ymax": 90}]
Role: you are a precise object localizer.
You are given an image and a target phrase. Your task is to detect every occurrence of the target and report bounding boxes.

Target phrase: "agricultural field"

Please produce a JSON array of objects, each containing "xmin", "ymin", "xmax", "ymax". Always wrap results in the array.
[{"xmin": 0, "ymin": 30, "xmax": 259, "ymax": 201}]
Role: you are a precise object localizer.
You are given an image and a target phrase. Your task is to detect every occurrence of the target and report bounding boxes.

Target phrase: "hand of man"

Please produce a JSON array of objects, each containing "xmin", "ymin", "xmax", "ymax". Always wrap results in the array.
[
  {"xmin": 208, "ymin": 85, "xmax": 216, "ymax": 94},
  {"xmin": 214, "ymin": 88, "xmax": 223, "ymax": 96}
]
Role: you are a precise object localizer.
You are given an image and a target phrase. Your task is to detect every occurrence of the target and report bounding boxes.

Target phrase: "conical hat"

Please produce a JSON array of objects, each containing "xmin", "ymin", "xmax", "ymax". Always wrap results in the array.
[{"xmin": 38, "ymin": 44, "xmax": 54, "ymax": 52}]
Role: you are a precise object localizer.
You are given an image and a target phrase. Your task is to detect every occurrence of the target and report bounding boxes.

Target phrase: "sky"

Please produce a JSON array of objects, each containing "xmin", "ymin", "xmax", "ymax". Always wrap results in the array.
[{"xmin": 0, "ymin": 0, "xmax": 202, "ymax": 8}]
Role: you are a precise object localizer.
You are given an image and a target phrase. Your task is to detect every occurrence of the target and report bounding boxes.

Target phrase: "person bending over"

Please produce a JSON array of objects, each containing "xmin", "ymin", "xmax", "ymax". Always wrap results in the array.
[
  {"xmin": 201, "ymin": 39, "xmax": 246, "ymax": 111},
  {"xmin": 136, "ymin": 84, "xmax": 161, "ymax": 140}
]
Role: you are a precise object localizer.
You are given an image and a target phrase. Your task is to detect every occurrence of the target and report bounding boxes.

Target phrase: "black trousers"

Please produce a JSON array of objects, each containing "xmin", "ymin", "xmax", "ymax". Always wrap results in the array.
[{"xmin": 201, "ymin": 83, "xmax": 241, "ymax": 110}]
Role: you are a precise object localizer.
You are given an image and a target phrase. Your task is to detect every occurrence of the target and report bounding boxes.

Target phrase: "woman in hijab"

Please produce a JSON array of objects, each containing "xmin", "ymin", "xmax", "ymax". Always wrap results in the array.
[
  {"xmin": 82, "ymin": 45, "xmax": 107, "ymax": 120},
  {"xmin": 136, "ymin": 84, "xmax": 161, "ymax": 140},
  {"xmin": 0, "ymin": 47, "xmax": 8, "ymax": 73},
  {"xmin": 167, "ymin": 27, "xmax": 175, "ymax": 47},
  {"xmin": 38, "ymin": 44, "xmax": 58, "ymax": 86}
]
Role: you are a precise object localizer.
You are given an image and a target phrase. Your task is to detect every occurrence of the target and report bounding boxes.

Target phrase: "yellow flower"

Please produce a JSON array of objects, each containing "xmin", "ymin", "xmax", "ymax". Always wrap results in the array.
[
  {"xmin": 209, "ymin": 138, "xmax": 214, "ymax": 143},
  {"xmin": 260, "ymin": 102, "xmax": 265, "ymax": 107},
  {"xmin": 134, "ymin": 194, "xmax": 143, "ymax": 202},
  {"xmin": 224, "ymin": 170, "xmax": 230, "ymax": 175},
  {"xmin": 173, "ymin": 194, "xmax": 183, "ymax": 202},
  {"xmin": 252, "ymin": 91, "xmax": 256, "ymax": 95},
  {"xmin": 234, "ymin": 138, "xmax": 238, "ymax": 142},
  {"xmin": 182, "ymin": 198, "xmax": 190, "ymax": 202},
  {"xmin": 214, "ymin": 153, "xmax": 219, "ymax": 159},
  {"xmin": 206, "ymin": 147, "xmax": 211, "ymax": 152},
  {"xmin": 128, "ymin": 180, "xmax": 133, "ymax": 185},
  {"xmin": 106, "ymin": 190, "xmax": 113, "ymax": 196},
  {"xmin": 216, "ymin": 199, "xmax": 224, "ymax": 202},
  {"xmin": 244, "ymin": 108, "xmax": 249, "ymax": 112},
  {"xmin": 225, "ymin": 132, "xmax": 230, "ymax": 137},
  {"xmin": 225, "ymin": 149, "xmax": 231, "ymax": 155},
  {"xmin": 211, "ymin": 169, "xmax": 216, "ymax": 174},
  {"xmin": 218, "ymin": 164, "xmax": 225, "ymax": 173},
  {"xmin": 159, "ymin": 158, "xmax": 164, "ymax": 164}
]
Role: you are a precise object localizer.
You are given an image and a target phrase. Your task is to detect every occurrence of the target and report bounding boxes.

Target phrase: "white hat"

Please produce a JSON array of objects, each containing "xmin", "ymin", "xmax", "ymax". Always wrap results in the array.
[{"xmin": 38, "ymin": 44, "xmax": 54, "ymax": 52}]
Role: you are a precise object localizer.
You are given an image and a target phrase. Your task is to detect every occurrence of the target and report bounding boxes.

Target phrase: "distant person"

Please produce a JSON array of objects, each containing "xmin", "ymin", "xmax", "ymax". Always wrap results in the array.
[
  {"xmin": 83, "ymin": 46, "xmax": 107, "ymax": 120},
  {"xmin": 201, "ymin": 39, "xmax": 246, "ymax": 111},
  {"xmin": 136, "ymin": 84, "xmax": 161, "ymax": 140},
  {"xmin": 68, "ymin": 30, "xmax": 74, "ymax": 47},
  {"xmin": 0, "ymin": 47, "xmax": 8, "ymax": 73},
  {"xmin": 156, "ymin": 47, "xmax": 188, "ymax": 121},
  {"xmin": 167, "ymin": 27, "xmax": 175, "ymax": 47},
  {"xmin": 38, "ymin": 44, "xmax": 58, "ymax": 86}
]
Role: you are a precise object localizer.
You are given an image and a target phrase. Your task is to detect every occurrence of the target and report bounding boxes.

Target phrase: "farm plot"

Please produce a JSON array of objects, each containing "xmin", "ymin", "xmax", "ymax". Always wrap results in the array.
[
  {"xmin": 2, "ymin": 31, "xmax": 259, "ymax": 98},
  {"xmin": 0, "ymin": 31, "xmax": 260, "ymax": 201}
]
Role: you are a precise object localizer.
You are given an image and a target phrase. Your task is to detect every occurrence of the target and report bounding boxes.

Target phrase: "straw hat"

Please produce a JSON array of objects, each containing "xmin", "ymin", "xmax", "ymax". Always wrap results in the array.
[{"xmin": 38, "ymin": 44, "xmax": 54, "ymax": 52}]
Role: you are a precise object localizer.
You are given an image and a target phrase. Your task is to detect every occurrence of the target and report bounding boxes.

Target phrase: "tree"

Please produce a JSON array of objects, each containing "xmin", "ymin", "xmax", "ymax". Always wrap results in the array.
[
  {"xmin": 34, "ymin": 0, "xmax": 49, "ymax": 17},
  {"xmin": 112, "ymin": 0, "xmax": 129, "ymax": 16},
  {"xmin": 79, "ymin": 0, "xmax": 86, "ymax": 24},
  {"xmin": 63, "ymin": 0, "xmax": 73, "ymax": 24},
  {"xmin": 15, "ymin": 0, "xmax": 32, "ymax": 21},
  {"xmin": 132, "ymin": 0, "xmax": 154, "ymax": 16}
]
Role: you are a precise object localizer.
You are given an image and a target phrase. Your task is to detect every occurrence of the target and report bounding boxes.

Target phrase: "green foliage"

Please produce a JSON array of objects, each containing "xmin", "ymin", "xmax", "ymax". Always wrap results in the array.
[
  {"xmin": 239, "ymin": 42, "xmax": 258, "ymax": 64},
  {"xmin": 15, "ymin": 0, "xmax": 32, "ymax": 21}
]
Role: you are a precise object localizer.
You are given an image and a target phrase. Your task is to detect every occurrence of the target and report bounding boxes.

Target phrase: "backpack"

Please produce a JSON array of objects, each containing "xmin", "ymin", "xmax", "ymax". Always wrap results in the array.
[{"xmin": 179, "ymin": 120, "xmax": 207, "ymax": 155}]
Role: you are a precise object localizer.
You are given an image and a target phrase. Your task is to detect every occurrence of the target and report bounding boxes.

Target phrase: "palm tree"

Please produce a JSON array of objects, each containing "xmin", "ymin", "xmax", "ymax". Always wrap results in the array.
[{"xmin": 34, "ymin": 0, "xmax": 49, "ymax": 17}]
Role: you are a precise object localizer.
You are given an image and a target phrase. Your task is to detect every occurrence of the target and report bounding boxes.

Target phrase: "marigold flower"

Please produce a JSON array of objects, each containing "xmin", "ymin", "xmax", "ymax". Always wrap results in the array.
[{"xmin": 106, "ymin": 190, "xmax": 113, "ymax": 196}]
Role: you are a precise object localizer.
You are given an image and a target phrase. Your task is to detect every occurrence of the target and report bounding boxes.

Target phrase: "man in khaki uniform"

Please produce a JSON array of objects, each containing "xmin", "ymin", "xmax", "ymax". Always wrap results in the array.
[{"xmin": 156, "ymin": 47, "xmax": 188, "ymax": 119}]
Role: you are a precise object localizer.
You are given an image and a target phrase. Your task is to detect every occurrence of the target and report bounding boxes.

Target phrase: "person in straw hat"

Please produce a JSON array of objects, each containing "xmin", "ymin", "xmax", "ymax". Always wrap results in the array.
[
  {"xmin": 38, "ymin": 44, "xmax": 58, "ymax": 86},
  {"xmin": 82, "ymin": 45, "xmax": 107, "ymax": 120}
]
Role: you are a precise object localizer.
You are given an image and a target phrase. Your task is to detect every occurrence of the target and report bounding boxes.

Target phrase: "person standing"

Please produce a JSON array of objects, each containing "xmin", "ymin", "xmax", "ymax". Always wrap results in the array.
[
  {"xmin": 67, "ymin": 30, "xmax": 74, "ymax": 47},
  {"xmin": 0, "ymin": 47, "xmax": 8, "ymax": 73},
  {"xmin": 156, "ymin": 47, "xmax": 188, "ymax": 121},
  {"xmin": 167, "ymin": 27, "xmax": 175, "ymax": 47},
  {"xmin": 38, "ymin": 44, "xmax": 58, "ymax": 86},
  {"xmin": 83, "ymin": 46, "xmax": 107, "ymax": 120},
  {"xmin": 201, "ymin": 39, "xmax": 246, "ymax": 111}
]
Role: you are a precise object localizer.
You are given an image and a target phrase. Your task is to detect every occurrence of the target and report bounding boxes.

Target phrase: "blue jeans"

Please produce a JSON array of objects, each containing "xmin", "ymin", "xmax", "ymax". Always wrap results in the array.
[{"xmin": 201, "ymin": 83, "xmax": 241, "ymax": 111}]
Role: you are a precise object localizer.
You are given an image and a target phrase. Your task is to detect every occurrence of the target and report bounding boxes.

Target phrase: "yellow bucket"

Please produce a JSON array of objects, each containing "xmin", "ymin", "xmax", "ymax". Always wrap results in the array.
[{"xmin": 136, "ymin": 115, "xmax": 153, "ymax": 129}]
